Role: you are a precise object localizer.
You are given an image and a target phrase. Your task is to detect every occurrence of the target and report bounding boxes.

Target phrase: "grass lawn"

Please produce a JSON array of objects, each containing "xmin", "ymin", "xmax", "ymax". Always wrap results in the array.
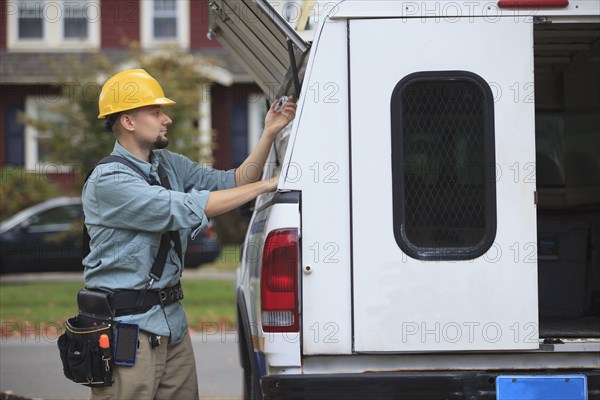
[
  {"xmin": 0, "ymin": 278, "xmax": 236, "ymax": 337},
  {"xmin": 0, "ymin": 244, "xmax": 243, "ymax": 337}
]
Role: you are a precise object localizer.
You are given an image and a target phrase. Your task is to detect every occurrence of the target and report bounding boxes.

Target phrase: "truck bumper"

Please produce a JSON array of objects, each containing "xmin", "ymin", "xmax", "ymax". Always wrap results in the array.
[{"xmin": 261, "ymin": 370, "xmax": 600, "ymax": 400}]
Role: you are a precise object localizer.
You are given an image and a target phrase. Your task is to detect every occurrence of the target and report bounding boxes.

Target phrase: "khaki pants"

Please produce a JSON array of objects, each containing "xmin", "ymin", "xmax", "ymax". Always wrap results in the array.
[{"xmin": 92, "ymin": 330, "xmax": 199, "ymax": 400}]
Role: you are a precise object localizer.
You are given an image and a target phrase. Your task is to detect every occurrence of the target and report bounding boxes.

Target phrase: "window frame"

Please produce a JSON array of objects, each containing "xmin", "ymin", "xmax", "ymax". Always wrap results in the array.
[
  {"xmin": 7, "ymin": 0, "xmax": 100, "ymax": 50},
  {"xmin": 141, "ymin": 0, "xmax": 190, "ymax": 49},
  {"xmin": 152, "ymin": 0, "xmax": 178, "ymax": 40},
  {"xmin": 16, "ymin": 0, "xmax": 45, "ymax": 40},
  {"xmin": 62, "ymin": 0, "xmax": 92, "ymax": 41},
  {"xmin": 24, "ymin": 96, "xmax": 73, "ymax": 173},
  {"xmin": 391, "ymin": 70, "xmax": 497, "ymax": 261}
]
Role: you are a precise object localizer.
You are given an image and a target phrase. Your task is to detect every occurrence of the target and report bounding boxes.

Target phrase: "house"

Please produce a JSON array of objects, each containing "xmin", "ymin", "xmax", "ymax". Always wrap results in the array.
[{"xmin": 0, "ymin": 0, "xmax": 269, "ymax": 188}]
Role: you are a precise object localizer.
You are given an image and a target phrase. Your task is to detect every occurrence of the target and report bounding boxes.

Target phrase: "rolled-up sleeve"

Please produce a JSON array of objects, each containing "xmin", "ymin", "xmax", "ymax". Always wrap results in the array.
[
  {"xmin": 185, "ymin": 189, "xmax": 211, "ymax": 239},
  {"xmin": 154, "ymin": 150, "xmax": 236, "ymax": 237}
]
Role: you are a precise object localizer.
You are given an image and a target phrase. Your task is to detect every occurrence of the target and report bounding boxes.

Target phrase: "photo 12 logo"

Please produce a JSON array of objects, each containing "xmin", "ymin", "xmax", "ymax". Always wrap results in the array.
[
  {"xmin": 401, "ymin": 321, "xmax": 539, "ymax": 344},
  {"xmin": 1, "ymin": 322, "xmax": 64, "ymax": 344}
]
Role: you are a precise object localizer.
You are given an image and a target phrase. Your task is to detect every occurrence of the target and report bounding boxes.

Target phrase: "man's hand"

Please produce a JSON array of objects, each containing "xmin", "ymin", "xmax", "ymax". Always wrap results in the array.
[
  {"xmin": 264, "ymin": 175, "xmax": 280, "ymax": 192},
  {"xmin": 205, "ymin": 176, "xmax": 280, "ymax": 218},
  {"xmin": 264, "ymin": 96, "xmax": 297, "ymax": 139},
  {"xmin": 235, "ymin": 97, "xmax": 296, "ymax": 187}
]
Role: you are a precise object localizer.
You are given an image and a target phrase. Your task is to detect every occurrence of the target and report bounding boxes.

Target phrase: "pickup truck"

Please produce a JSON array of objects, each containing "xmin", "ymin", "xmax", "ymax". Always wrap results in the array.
[{"xmin": 208, "ymin": 1, "xmax": 600, "ymax": 398}]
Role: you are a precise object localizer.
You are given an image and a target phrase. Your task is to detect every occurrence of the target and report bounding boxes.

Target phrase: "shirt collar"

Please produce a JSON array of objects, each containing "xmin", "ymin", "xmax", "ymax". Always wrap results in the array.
[{"xmin": 111, "ymin": 141, "xmax": 160, "ymax": 179}]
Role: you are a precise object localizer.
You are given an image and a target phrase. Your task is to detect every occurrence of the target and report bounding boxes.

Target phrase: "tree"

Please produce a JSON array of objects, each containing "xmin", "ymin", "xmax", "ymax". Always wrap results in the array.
[
  {"xmin": 0, "ymin": 167, "xmax": 60, "ymax": 221},
  {"xmin": 22, "ymin": 45, "xmax": 216, "ymax": 183}
]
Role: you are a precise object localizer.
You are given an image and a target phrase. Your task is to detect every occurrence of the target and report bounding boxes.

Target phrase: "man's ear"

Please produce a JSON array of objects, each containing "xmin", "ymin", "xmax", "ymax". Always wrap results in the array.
[{"xmin": 119, "ymin": 113, "xmax": 136, "ymax": 133}]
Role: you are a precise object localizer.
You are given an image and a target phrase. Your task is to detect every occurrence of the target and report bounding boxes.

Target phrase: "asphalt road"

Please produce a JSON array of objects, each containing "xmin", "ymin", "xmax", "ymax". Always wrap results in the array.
[{"xmin": 0, "ymin": 332, "xmax": 242, "ymax": 400}]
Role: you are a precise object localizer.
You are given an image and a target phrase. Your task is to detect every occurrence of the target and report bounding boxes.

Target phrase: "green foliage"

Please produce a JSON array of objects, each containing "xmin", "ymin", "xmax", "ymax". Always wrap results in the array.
[
  {"xmin": 0, "ymin": 167, "xmax": 60, "ymax": 221},
  {"xmin": 20, "ymin": 45, "xmax": 216, "ymax": 189}
]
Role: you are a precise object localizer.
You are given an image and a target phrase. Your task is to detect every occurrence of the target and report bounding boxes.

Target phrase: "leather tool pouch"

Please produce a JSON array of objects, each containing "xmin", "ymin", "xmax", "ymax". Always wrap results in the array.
[
  {"xmin": 57, "ymin": 289, "xmax": 115, "ymax": 387},
  {"xmin": 77, "ymin": 288, "xmax": 115, "ymax": 320}
]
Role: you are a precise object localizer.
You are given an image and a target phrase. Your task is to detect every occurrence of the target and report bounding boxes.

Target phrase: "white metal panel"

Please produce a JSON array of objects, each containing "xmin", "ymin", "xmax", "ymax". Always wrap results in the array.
[
  {"xmin": 281, "ymin": 20, "xmax": 353, "ymax": 355},
  {"xmin": 208, "ymin": 0, "xmax": 308, "ymax": 96},
  {"xmin": 329, "ymin": 0, "xmax": 600, "ymax": 19},
  {"xmin": 350, "ymin": 18, "xmax": 538, "ymax": 352},
  {"xmin": 263, "ymin": 332, "xmax": 302, "ymax": 367}
]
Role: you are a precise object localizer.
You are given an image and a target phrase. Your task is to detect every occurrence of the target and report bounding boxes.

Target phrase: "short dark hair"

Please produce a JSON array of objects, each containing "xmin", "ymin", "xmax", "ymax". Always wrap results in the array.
[{"xmin": 104, "ymin": 112, "xmax": 122, "ymax": 133}]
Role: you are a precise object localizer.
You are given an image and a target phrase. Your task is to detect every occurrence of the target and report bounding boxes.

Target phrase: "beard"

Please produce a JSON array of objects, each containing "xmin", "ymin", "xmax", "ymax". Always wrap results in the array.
[{"xmin": 153, "ymin": 135, "xmax": 169, "ymax": 149}]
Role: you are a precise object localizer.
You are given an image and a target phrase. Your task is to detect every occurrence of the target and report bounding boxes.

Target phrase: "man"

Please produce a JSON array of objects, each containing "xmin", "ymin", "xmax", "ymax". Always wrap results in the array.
[{"xmin": 84, "ymin": 69, "xmax": 296, "ymax": 399}]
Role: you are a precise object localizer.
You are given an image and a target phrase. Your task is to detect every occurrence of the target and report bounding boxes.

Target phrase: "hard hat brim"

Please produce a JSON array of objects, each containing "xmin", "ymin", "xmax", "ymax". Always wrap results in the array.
[{"xmin": 97, "ymin": 98, "xmax": 176, "ymax": 119}]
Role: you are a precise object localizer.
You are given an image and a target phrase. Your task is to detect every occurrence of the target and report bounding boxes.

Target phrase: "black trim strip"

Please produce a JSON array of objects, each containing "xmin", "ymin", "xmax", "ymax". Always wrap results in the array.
[
  {"xmin": 346, "ymin": 19, "xmax": 356, "ymax": 354},
  {"xmin": 287, "ymin": 39, "xmax": 301, "ymax": 97},
  {"xmin": 255, "ymin": 191, "xmax": 300, "ymax": 214},
  {"xmin": 262, "ymin": 370, "xmax": 600, "ymax": 400}
]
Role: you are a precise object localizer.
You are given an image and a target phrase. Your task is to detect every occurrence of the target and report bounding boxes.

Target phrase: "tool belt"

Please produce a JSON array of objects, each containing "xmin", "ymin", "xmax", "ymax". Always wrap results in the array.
[
  {"xmin": 58, "ymin": 282, "xmax": 184, "ymax": 387},
  {"xmin": 109, "ymin": 282, "xmax": 185, "ymax": 316},
  {"xmin": 76, "ymin": 282, "xmax": 185, "ymax": 319}
]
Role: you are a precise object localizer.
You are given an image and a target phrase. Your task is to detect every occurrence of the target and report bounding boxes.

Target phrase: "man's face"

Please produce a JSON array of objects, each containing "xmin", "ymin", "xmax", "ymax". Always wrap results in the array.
[{"xmin": 127, "ymin": 105, "xmax": 172, "ymax": 150}]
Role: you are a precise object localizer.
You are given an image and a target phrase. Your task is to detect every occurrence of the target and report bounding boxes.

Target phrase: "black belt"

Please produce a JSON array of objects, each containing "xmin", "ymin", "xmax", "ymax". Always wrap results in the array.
[{"xmin": 109, "ymin": 282, "xmax": 184, "ymax": 317}]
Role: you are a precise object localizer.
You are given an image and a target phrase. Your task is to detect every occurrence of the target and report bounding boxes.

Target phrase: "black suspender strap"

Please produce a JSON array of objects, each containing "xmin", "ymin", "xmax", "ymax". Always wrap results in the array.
[
  {"xmin": 85, "ymin": 155, "xmax": 148, "ymax": 183},
  {"xmin": 83, "ymin": 155, "xmax": 183, "ymax": 285},
  {"xmin": 156, "ymin": 164, "xmax": 183, "ymax": 265}
]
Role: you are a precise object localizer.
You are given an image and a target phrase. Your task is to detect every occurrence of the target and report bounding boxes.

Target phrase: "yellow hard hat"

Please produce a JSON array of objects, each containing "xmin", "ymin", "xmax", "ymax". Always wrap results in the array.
[{"xmin": 97, "ymin": 69, "xmax": 175, "ymax": 118}]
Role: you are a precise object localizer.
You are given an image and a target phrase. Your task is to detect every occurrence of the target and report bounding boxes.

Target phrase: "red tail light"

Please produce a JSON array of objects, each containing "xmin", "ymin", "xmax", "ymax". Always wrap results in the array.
[
  {"xmin": 261, "ymin": 228, "xmax": 299, "ymax": 332},
  {"xmin": 498, "ymin": 0, "xmax": 568, "ymax": 7}
]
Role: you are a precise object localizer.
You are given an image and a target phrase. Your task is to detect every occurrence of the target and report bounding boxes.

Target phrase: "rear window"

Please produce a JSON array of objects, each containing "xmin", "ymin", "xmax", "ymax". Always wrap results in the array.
[{"xmin": 391, "ymin": 71, "xmax": 496, "ymax": 260}]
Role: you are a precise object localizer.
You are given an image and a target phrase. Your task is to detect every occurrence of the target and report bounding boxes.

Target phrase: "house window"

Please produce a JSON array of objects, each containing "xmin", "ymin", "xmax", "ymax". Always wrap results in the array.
[
  {"xmin": 8, "ymin": 0, "xmax": 100, "ymax": 49},
  {"xmin": 391, "ymin": 71, "xmax": 497, "ymax": 261},
  {"xmin": 18, "ymin": 0, "xmax": 44, "ymax": 39},
  {"xmin": 64, "ymin": 1, "xmax": 89, "ymax": 39},
  {"xmin": 231, "ymin": 100, "xmax": 249, "ymax": 168},
  {"xmin": 141, "ymin": 0, "xmax": 189, "ymax": 48},
  {"xmin": 231, "ymin": 94, "xmax": 267, "ymax": 168},
  {"xmin": 153, "ymin": 0, "xmax": 178, "ymax": 39},
  {"xmin": 4, "ymin": 102, "xmax": 26, "ymax": 166},
  {"xmin": 24, "ymin": 97, "xmax": 70, "ymax": 172}
]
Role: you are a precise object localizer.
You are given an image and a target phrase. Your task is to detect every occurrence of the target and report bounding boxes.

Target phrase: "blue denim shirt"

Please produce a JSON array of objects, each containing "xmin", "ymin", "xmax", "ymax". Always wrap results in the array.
[{"xmin": 82, "ymin": 141, "xmax": 236, "ymax": 344}]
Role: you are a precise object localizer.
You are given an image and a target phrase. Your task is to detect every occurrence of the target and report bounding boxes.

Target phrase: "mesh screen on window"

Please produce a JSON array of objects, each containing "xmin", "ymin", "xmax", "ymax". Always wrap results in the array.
[{"xmin": 391, "ymin": 72, "xmax": 497, "ymax": 261}]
